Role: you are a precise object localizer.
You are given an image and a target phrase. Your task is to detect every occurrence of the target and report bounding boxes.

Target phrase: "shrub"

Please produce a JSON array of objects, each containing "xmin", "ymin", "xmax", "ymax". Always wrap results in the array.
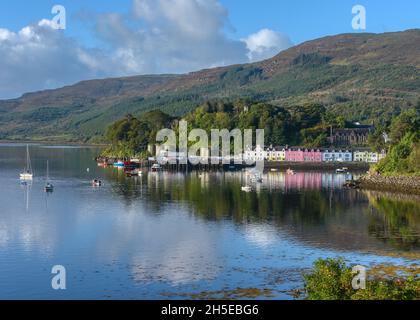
[{"xmin": 304, "ymin": 258, "xmax": 420, "ymax": 300}]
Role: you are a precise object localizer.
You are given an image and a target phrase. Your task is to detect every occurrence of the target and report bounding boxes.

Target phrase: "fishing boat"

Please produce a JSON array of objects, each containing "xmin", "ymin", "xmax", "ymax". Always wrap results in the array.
[
  {"xmin": 20, "ymin": 144, "xmax": 33, "ymax": 181},
  {"xmin": 44, "ymin": 160, "xmax": 54, "ymax": 192}
]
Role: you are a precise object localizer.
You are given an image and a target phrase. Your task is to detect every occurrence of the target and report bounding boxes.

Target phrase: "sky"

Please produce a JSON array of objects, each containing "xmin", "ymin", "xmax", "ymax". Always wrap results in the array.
[{"xmin": 0, "ymin": 0, "xmax": 418, "ymax": 99}]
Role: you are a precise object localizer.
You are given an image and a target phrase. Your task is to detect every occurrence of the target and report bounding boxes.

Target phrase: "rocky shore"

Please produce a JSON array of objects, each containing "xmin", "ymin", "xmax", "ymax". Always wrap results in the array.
[{"xmin": 357, "ymin": 175, "xmax": 420, "ymax": 195}]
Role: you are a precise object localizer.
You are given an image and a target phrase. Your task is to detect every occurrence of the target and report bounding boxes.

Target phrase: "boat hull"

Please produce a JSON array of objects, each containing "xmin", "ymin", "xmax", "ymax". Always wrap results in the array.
[{"xmin": 20, "ymin": 173, "xmax": 33, "ymax": 180}]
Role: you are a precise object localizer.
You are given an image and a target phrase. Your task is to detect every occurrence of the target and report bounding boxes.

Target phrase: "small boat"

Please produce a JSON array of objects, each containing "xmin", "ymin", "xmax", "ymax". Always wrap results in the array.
[
  {"xmin": 124, "ymin": 161, "xmax": 139, "ymax": 169},
  {"xmin": 92, "ymin": 179, "xmax": 102, "ymax": 187},
  {"xmin": 286, "ymin": 169, "xmax": 295, "ymax": 175},
  {"xmin": 336, "ymin": 167, "xmax": 349, "ymax": 173},
  {"xmin": 113, "ymin": 161, "xmax": 125, "ymax": 168},
  {"xmin": 44, "ymin": 183, "xmax": 54, "ymax": 192},
  {"xmin": 241, "ymin": 186, "xmax": 252, "ymax": 192},
  {"xmin": 137, "ymin": 170, "xmax": 143, "ymax": 176},
  {"xmin": 251, "ymin": 173, "xmax": 263, "ymax": 183},
  {"xmin": 44, "ymin": 160, "xmax": 54, "ymax": 192},
  {"xmin": 270, "ymin": 168, "xmax": 278, "ymax": 172},
  {"xmin": 151, "ymin": 164, "xmax": 161, "ymax": 172},
  {"xmin": 20, "ymin": 144, "xmax": 33, "ymax": 181}
]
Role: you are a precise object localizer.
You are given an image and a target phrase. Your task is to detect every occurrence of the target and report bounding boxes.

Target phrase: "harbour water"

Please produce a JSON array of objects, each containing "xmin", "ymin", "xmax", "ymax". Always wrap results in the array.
[{"xmin": 0, "ymin": 144, "xmax": 419, "ymax": 299}]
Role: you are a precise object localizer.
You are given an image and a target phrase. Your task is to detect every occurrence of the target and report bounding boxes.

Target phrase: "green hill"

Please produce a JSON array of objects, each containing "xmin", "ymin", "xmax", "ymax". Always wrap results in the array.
[{"xmin": 0, "ymin": 29, "xmax": 419, "ymax": 142}]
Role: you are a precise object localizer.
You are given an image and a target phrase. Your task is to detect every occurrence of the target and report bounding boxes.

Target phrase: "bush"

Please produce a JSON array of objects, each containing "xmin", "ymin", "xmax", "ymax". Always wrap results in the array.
[{"xmin": 304, "ymin": 258, "xmax": 420, "ymax": 300}]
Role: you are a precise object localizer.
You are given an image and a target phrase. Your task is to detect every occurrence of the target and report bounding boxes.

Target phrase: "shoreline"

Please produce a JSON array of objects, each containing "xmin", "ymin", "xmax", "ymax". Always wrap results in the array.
[
  {"xmin": 264, "ymin": 161, "xmax": 369, "ymax": 171},
  {"xmin": 0, "ymin": 140, "xmax": 108, "ymax": 148},
  {"xmin": 357, "ymin": 175, "xmax": 420, "ymax": 195}
]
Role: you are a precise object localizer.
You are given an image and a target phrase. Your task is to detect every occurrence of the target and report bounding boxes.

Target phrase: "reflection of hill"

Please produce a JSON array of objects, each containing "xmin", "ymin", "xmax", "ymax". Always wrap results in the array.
[
  {"xmin": 105, "ymin": 171, "xmax": 420, "ymax": 254},
  {"xmin": 364, "ymin": 191, "xmax": 420, "ymax": 251}
]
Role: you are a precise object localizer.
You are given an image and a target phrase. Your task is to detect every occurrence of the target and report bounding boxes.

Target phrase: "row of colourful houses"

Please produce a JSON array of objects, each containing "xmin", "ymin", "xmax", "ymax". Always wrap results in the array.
[{"xmin": 244, "ymin": 146, "xmax": 386, "ymax": 163}]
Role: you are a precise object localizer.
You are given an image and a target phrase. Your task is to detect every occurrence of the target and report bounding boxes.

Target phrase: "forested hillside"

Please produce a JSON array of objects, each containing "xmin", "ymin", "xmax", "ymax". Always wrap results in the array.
[{"xmin": 0, "ymin": 29, "xmax": 419, "ymax": 142}]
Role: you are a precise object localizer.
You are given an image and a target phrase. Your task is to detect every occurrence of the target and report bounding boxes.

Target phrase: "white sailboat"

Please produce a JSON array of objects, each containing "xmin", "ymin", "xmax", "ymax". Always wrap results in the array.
[
  {"xmin": 44, "ymin": 160, "xmax": 54, "ymax": 192},
  {"xmin": 20, "ymin": 144, "xmax": 33, "ymax": 180}
]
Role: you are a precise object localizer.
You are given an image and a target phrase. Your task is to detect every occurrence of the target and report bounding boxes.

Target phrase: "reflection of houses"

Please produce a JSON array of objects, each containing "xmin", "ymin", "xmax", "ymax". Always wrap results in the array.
[
  {"xmin": 285, "ymin": 172, "xmax": 322, "ymax": 190},
  {"xmin": 329, "ymin": 126, "xmax": 373, "ymax": 146},
  {"xmin": 322, "ymin": 150, "xmax": 353, "ymax": 162}
]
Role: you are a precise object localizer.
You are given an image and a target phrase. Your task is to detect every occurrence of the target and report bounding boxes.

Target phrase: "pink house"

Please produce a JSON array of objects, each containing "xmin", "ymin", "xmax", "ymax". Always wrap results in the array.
[
  {"xmin": 285, "ymin": 149, "xmax": 304, "ymax": 162},
  {"xmin": 303, "ymin": 149, "xmax": 322, "ymax": 162},
  {"xmin": 286, "ymin": 149, "xmax": 322, "ymax": 162}
]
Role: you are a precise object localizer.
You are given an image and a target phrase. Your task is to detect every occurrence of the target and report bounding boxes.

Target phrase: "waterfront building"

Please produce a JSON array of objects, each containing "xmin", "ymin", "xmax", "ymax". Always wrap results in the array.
[
  {"xmin": 266, "ymin": 147, "xmax": 286, "ymax": 161},
  {"xmin": 244, "ymin": 145, "xmax": 266, "ymax": 162},
  {"xmin": 353, "ymin": 150, "xmax": 387, "ymax": 163},
  {"xmin": 303, "ymin": 149, "xmax": 323, "ymax": 162},
  {"xmin": 322, "ymin": 150, "xmax": 353, "ymax": 162},
  {"xmin": 285, "ymin": 149, "xmax": 304, "ymax": 162}
]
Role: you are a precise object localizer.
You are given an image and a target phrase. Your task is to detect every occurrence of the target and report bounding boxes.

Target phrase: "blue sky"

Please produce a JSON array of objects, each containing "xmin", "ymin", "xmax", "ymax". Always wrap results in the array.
[
  {"xmin": 0, "ymin": 0, "xmax": 418, "ymax": 99},
  {"xmin": 1, "ymin": 0, "xmax": 418, "ymax": 44}
]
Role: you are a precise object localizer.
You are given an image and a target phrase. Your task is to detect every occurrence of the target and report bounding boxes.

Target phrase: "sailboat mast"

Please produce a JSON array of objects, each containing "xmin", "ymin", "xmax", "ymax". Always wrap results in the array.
[{"xmin": 26, "ymin": 144, "xmax": 32, "ymax": 174}]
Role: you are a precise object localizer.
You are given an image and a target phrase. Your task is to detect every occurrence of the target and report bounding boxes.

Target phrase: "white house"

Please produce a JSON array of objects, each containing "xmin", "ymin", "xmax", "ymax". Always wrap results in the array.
[
  {"xmin": 244, "ymin": 146, "xmax": 286, "ymax": 162},
  {"xmin": 244, "ymin": 145, "xmax": 266, "ymax": 162},
  {"xmin": 354, "ymin": 150, "xmax": 387, "ymax": 163},
  {"xmin": 322, "ymin": 150, "xmax": 353, "ymax": 162}
]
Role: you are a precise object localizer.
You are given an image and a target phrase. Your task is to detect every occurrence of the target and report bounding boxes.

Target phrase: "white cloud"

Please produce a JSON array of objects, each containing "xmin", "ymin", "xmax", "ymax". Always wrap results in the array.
[
  {"xmin": 243, "ymin": 28, "xmax": 293, "ymax": 62},
  {"xmin": 0, "ymin": 0, "xmax": 293, "ymax": 99},
  {"xmin": 0, "ymin": 22, "xmax": 112, "ymax": 99}
]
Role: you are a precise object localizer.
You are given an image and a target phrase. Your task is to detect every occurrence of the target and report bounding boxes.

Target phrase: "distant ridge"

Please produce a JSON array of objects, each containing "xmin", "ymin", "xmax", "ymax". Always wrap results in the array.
[{"xmin": 0, "ymin": 29, "xmax": 419, "ymax": 142}]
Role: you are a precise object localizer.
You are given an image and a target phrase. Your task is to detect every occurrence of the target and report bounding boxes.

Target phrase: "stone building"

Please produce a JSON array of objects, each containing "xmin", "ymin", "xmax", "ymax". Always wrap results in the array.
[{"xmin": 328, "ymin": 126, "xmax": 373, "ymax": 146}]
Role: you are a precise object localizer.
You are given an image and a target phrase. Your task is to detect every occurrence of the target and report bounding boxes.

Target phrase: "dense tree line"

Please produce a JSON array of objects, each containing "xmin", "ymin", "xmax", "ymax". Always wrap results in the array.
[
  {"xmin": 375, "ymin": 109, "xmax": 419, "ymax": 175},
  {"xmin": 102, "ymin": 99, "xmax": 387, "ymax": 157}
]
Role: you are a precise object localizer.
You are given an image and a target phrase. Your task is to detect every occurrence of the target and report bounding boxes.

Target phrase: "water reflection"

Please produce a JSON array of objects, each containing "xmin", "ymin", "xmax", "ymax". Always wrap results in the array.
[
  {"xmin": 102, "ymin": 169, "xmax": 420, "ymax": 254},
  {"xmin": 0, "ymin": 145, "xmax": 419, "ymax": 299}
]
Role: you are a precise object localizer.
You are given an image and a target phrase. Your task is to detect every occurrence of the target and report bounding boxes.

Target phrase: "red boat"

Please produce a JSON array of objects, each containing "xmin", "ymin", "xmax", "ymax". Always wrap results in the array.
[{"xmin": 124, "ymin": 161, "xmax": 139, "ymax": 169}]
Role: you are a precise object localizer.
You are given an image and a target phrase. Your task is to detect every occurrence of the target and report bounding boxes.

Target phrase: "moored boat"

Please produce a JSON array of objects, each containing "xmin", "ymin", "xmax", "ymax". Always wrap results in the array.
[
  {"xmin": 20, "ymin": 145, "xmax": 33, "ymax": 181},
  {"xmin": 241, "ymin": 186, "xmax": 252, "ymax": 192},
  {"xmin": 44, "ymin": 183, "xmax": 54, "ymax": 192},
  {"xmin": 113, "ymin": 161, "xmax": 125, "ymax": 168},
  {"xmin": 92, "ymin": 179, "xmax": 102, "ymax": 187},
  {"xmin": 44, "ymin": 160, "xmax": 54, "ymax": 192},
  {"xmin": 151, "ymin": 164, "xmax": 161, "ymax": 172},
  {"xmin": 286, "ymin": 169, "xmax": 295, "ymax": 175},
  {"xmin": 336, "ymin": 167, "xmax": 349, "ymax": 173}
]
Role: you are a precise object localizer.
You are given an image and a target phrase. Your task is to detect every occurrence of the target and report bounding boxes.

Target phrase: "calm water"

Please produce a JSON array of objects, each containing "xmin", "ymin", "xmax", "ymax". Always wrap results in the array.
[{"xmin": 0, "ymin": 144, "xmax": 419, "ymax": 299}]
